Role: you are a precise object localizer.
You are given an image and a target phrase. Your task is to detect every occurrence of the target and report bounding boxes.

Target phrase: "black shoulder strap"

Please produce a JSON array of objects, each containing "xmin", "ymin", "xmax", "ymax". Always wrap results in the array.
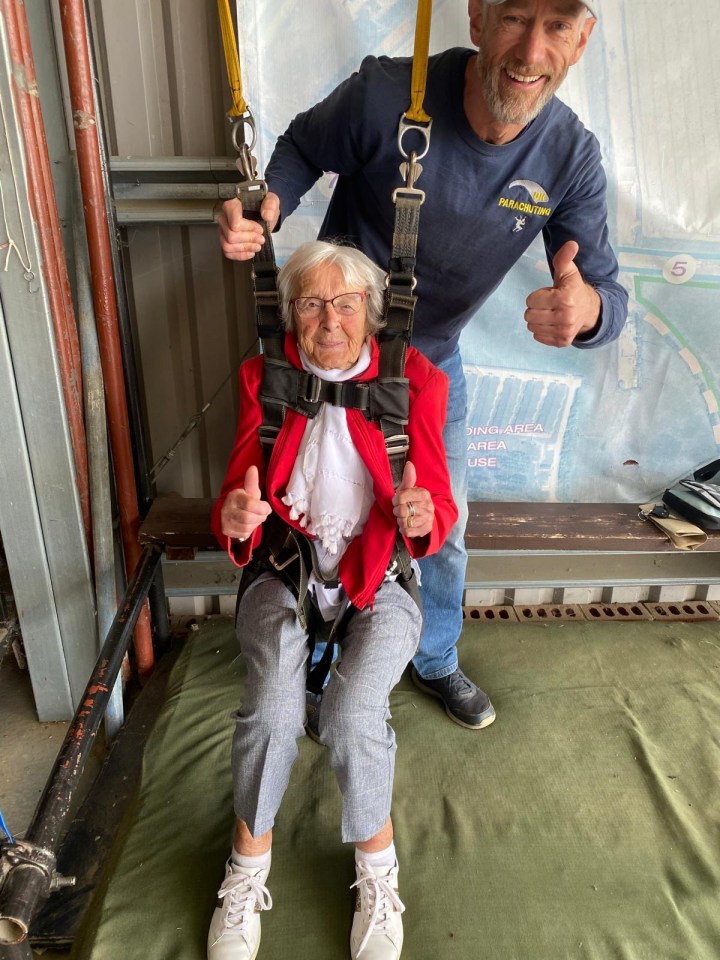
[
  {"xmin": 375, "ymin": 158, "xmax": 426, "ymax": 487},
  {"xmin": 233, "ymin": 152, "xmax": 287, "ymax": 455}
]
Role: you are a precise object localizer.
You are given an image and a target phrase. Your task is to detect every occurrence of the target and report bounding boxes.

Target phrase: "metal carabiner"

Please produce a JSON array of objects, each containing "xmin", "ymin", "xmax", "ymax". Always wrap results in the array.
[
  {"xmin": 397, "ymin": 115, "xmax": 432, "ymax": 163},
  {"xmin": 235, "ymin": 143, "xmax": 259, "ymax": 184},
  {"xmin": 229, "ymin": 110, "xmax": 258, "ymax": 154},
  {"xmin": 228, "ymin": 111, "xmax": 261, "ymax": 183}
]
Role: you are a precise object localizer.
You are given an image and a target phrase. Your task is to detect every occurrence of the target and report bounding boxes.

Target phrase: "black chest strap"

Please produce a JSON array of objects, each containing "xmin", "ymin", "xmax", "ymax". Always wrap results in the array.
[{"xmin": 258, "ymin": 357, "xmax": 410, "ymax": 486}]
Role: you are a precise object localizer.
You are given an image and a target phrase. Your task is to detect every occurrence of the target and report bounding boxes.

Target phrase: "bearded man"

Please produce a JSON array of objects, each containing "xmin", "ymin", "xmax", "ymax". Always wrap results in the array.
[{"xmin": 217, "ymin": 0, "xmax": 627, "ymax": 738}]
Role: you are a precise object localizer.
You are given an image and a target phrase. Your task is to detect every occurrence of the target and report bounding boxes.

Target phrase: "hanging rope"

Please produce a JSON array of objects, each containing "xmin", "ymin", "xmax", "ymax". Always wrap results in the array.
[
  {"xmin": 405, "ymin": 0, "xmax": 433, "ymax": 125},
  {"xmin": 149, "ymin": 1, "xmax": 275, "ymax": 483},
  {"xmin": 149, "ymin": 342, "xmax": 256, "ymax": 482},
  {"xmin": 398, "ymin": 0, "xmax": 433, "ymax": 172},
  {"xmin": 217, "ymin": 0, "xmax": 247, "ymax": 117}
]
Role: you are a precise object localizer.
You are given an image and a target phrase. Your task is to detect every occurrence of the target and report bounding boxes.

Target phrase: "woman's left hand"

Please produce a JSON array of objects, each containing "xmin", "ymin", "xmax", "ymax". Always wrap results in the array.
[{"xmin": 392, "ymin": 461, "xmax": 434, "ymax": 538}]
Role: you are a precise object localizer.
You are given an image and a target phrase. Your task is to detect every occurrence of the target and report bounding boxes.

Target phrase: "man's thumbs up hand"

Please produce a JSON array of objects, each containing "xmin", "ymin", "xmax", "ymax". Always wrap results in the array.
[{"xmin": 524, "ymin": 240, "xmax": 601, "ymax": 347}]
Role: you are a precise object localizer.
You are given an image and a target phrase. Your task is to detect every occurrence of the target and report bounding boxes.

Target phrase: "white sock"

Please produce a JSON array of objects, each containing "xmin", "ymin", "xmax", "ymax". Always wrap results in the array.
[
  {"xmin": 231, "ymin": 847, "xmax": 272, "ymax": 872},
  {"xmin": 355, "ymin": 841, "xmax": 396, "ymax": 869}
]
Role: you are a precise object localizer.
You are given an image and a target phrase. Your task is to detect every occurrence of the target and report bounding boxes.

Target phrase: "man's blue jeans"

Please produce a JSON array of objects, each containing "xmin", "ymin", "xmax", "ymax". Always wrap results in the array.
[{"xmin": 414, "ymin": 348, "xmax": 468, "ymax": 679}]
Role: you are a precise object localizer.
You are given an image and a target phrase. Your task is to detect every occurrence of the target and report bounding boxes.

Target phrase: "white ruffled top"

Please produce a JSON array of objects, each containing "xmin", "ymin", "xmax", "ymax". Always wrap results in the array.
[{"xmin": 281, "ymin": 344, "xmax": 374, "ymax": 618}]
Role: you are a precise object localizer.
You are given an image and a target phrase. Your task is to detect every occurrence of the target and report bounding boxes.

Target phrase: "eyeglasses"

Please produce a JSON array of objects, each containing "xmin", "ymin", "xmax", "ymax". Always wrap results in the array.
[{"xmin": 291, "ymin": 292, "xmax": 366, "ymax": 318}]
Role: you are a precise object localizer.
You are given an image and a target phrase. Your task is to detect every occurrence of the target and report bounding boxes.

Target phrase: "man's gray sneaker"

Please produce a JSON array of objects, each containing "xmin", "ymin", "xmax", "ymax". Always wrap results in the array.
[{"xmin": 411, "ymin": 667, "xmax": 496, "ymax": 729}]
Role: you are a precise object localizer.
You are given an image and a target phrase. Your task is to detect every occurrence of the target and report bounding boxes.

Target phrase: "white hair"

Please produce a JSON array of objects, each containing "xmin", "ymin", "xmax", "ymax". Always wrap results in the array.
[{"xmin": 277, "ymin": 240, "xmax": 387, "ymax": 335}]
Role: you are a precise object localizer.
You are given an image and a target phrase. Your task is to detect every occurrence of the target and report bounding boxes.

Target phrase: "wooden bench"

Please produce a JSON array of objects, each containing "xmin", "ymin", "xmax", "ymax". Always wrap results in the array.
[{"xmin": 139, "ymin": 497, "xmax": 720, "ymax": 602}]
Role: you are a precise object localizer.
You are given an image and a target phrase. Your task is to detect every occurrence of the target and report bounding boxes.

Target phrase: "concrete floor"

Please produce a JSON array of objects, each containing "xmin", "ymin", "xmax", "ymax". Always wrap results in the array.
[
  {"xmin": 0, "ymin": 558, "xmax": 178, "ymax": 959},
  {"xmin": 0, "ymin": 652, "xmax": 68, "ymax": 841},
  {"xmin": 0, "ymin": 622, "xmax": 179, "ymax": 959},
  {"xmin": 0, "ymin": 651, "xmax": 82, "ymax": 959}
]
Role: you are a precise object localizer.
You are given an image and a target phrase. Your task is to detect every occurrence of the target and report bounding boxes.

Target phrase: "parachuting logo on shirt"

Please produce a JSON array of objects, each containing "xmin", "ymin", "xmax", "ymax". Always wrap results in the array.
[{"xmin": 497, "ymin": 179, "xmax": 552, "ymax": 226}]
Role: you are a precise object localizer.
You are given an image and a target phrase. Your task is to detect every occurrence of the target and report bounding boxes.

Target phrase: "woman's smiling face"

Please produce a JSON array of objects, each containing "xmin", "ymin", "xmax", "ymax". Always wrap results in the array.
[{"xmin": 294, "ymin": 264, "xmax": 369, "ymax": 370}]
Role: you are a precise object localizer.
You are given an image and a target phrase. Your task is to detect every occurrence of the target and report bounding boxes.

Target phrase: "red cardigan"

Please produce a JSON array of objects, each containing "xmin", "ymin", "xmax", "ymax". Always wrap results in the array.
[{"xmin": 212, "ymin": 334, "xmax": 458, "ymax": 610}]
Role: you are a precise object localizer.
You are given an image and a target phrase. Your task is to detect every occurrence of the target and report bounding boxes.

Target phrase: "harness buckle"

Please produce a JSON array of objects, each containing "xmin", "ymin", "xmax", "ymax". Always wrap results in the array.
[
  {"xmin": 385, "ymin": 274, "xmax": 418, "ymax": 293},
  {"xmin": 392, "ymin": 184, "xmax": 426, "ymax": 205},
  {"xmin": 255, "ymin": 290, "xmax": 280, "ymax": 307},
  {"xmin": 235, "ymin": 178, "xmax": 267, "ymax": 200},
  {"xmin": 259, "ymin": 424, "xmax": 280, "ymax": 446},
  {"xmin": 323, "ymin": 382, "xmax": 345, "ymax": 406},
  {"xmin": 269, "ymin": 548, "xmax": 300, "ymax": 571},
  {"xmin": 300, "ymin": 373, "xmax": 322, "ymax": 404},
  {"xmin": 385, "ymin": 433, "xmax": 410, "ymax": 457}
]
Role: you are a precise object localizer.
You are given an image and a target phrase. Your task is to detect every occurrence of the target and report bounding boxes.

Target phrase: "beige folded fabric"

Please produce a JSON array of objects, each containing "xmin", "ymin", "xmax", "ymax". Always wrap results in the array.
[{"xmin": 639, "ymin": 503, "xmax": 708, "ymax": 550}]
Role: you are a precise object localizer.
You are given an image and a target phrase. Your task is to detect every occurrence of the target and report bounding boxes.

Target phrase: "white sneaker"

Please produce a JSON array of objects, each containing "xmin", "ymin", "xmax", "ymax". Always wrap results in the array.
[
  {"xmin": 350, "ymin": 859, "xmax": 405, "ymax": 959},
  {"xmin": 207, "ymin": 859, "xmax": 272, "ymax": 960}
]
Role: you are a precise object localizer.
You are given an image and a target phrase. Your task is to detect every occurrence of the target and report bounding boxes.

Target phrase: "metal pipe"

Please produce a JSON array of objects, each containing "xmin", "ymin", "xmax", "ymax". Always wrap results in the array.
[
  {"xmin": 83, "ymin": 0, "xmax": 153, "ymax": 514},
  {"xmin": 0, "ymin": 0, "xmax": 90, "ymax": 543},
  {"xmin": 73, "ymin": 169, "xmax": 124, "ymax": 738},
  {"xmin": 57, "ymin": 0, "xmax": 155, "ymax": 676},
  {"xmin": 0, "ymin": 546, "xmax": 162, "ymax": 944},
  {"xmin": 147, "ymin": 564, "xmax": 171, "ymax": 654}
]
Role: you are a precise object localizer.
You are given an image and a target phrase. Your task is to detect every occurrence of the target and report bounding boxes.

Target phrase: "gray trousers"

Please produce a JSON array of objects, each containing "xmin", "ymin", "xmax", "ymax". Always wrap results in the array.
[{"xmin": 232, "ymin": 572, "xmax": 422, "ymax": 843}]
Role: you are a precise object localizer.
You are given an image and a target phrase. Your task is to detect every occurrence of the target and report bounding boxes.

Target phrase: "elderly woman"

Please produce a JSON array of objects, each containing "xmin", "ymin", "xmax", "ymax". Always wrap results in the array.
[{"xmin": 208, "ymin": 240, "xmax": 457, "ymax": 960}]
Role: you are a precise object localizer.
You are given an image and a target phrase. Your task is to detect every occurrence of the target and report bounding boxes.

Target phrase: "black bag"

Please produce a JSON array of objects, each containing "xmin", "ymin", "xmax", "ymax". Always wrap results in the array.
[{"xmin": 662, "ymin": 460, "xmax": 720, "ymax": 530}]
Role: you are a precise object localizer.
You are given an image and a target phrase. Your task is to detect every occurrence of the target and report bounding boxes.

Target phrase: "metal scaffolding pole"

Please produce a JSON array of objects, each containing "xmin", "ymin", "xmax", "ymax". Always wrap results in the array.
[
  {"xmin": 0, "ymin": 547, "xmax": 162, "ymax": 945},
  {"xmin": 57, "ymin": 0, "xmax": 155, "ymax": 677}
]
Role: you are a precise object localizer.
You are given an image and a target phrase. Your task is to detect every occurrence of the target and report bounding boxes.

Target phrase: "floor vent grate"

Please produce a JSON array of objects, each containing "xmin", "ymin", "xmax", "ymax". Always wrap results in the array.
[
  {"xmin": 464, "ymin": 605, "xmax": 519, "ymax": 622},
  {"xmin": 515, "ymin": 604, "xmax": 584, "ymax": 622},
  {"xmin": 462, "ymin": 601, "xmax": 720, "ymax": 624},
  {"xmin": 580, "ymin": 603, "xmax": 653, "ymax": 622},
  {"xmin": 642, "ymin": 600, "xmax": 719, "ymax": 622}
]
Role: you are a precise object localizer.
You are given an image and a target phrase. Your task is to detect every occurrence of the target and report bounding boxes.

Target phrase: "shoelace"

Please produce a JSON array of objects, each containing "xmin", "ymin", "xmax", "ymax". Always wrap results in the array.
[
  {"xmin": 351, "ymin": 863, "xmax": 405, "ymax": 956},
  {"xmin": 445, "ymin": 669, "xmax": 474, "ymax": 698},
  {"xmin": 213, "ymin": 870, "xmax": 273, "ymax": 945}
]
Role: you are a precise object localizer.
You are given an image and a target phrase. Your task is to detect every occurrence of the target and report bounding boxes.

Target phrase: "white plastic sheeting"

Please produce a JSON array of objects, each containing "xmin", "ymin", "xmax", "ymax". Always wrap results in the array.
[{"xmin": 236, "ymin": 0, "xmax": 720, "ymax": 502}]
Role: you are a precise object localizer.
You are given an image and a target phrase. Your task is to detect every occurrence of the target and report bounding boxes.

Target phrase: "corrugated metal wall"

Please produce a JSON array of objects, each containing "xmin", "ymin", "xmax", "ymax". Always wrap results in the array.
[{"xmin": 91, "ymin": 0, "xmax": 255, "ymax": 499}]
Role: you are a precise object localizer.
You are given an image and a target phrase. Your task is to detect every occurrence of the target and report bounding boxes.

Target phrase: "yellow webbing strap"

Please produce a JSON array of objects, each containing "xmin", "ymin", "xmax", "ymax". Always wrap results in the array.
[
  {"xmin": 217, "ymin": 0, "xmax": 247, "ymax": 117},
  {"xmin": 405, "ymin": 0, "xmax": 433, "ymax": 124}
]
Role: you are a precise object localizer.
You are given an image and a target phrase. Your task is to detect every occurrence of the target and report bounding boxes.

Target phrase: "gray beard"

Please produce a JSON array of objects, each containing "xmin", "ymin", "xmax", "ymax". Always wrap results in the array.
[{"xmin": 477, "ymin": 52, "xmax": 566, "ymax": 126}]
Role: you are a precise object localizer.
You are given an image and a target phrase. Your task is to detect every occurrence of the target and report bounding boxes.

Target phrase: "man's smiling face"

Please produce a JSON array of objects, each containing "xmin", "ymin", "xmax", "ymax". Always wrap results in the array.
[{"xmin": 471, "ymin": 0, "xmax": 595, "ymax": 126}]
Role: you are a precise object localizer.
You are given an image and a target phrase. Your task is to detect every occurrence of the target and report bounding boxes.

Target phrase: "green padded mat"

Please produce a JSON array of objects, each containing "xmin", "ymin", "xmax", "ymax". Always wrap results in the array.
[{"xmin": 71, "ymin": 616, "xmax": 720, "ymax": 960}]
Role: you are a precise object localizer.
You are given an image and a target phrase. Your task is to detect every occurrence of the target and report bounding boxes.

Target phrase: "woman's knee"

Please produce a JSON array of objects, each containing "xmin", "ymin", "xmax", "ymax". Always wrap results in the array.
[
  {"xmin": 236, "ymin": 579, "xmax": 310, "ymax": 688},
  {"xmin": 236, "ymin": 689, "xmax": 305, "ymax": 742},
  {"xmin": 238, "ymin": 652, "xmax": 305, "ymax": 730},
  {"xmin": 319, "ymin": 676, "xmax": 386, "ymax": 740}
]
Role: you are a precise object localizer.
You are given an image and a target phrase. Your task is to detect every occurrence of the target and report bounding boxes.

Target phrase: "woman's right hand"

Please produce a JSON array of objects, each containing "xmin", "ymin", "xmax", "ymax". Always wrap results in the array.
[
  {"xmin": 217, "ymin": 195, "xmax": 281, "ymax": 261},
  {"xmin": 392, "ymin": 461, "xmax": 434, "ymax": 539},
  {"xmin": 220, "ymin": 466, "xmax": 272, "ymax": 542}
]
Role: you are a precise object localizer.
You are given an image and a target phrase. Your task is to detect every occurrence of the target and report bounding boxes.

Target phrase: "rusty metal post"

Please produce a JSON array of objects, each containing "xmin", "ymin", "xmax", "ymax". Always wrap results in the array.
[{"xmin": 57, "ymin": 0, "xmax": 155, "ymax": 676}]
